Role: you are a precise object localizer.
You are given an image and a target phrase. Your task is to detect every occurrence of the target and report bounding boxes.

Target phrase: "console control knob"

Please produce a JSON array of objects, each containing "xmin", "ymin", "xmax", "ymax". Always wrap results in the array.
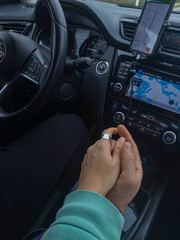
[
  {"xmin": 96, "ymin": 61, "xmax": 109, "ymax": 75},
  {"xmin": 114, "ymin": 83, "xmax": 123, "ymax": 93},
  {"xmin": 113, "ymin": 112, "xmax": 125, "ymax": 124},
  {"xmin": 163, "ymin": 131, "xmax": 177, "ymax": 144}
]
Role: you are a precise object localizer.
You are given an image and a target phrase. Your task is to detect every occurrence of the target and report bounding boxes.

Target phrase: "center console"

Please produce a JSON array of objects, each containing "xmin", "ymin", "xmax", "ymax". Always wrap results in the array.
[
  {"xmin": 104, "ymin": 56, "xmax": 180, "ymax": 149},
  {"xmin": 102, "ymin": 52, "xmax": 179, "ymax": 239}
]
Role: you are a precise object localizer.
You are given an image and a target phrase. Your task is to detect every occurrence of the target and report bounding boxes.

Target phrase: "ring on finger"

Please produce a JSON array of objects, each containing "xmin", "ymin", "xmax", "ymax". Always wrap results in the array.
[{"xmin": 100, "ymin": 133, "xmax": 111, "ymax": 141}]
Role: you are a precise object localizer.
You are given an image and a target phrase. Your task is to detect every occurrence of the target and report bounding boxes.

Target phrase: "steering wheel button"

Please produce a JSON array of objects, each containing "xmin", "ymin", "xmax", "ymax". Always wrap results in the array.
[
  {"xmin": 26, "ymin": 57, "xmax": 39, "ymax": 74},
  {"xmin": 31, "ymin": 75, "xmax": 37, "ymax": 81},
  {"xmin": 35, "ymin": 64, "xmax": 41, "ymax": 75},
  {"xmin": 28, "ymin": 73, "xmax": 32, "ymax": 78},
  {"xmin": 26, "ymin": 66, "xmax": 34, "ymax": 73},
  {"xmin": 24, "ymin": 71, "xmax": 29, "ymax": 76}
]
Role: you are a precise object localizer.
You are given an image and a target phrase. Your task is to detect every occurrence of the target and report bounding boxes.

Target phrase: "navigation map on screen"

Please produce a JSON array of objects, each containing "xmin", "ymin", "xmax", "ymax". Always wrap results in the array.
[
  {"xmin": 126, "ymin": 72, "xmax": 180, "ymax": 114},
  {"xmin": 130, "ymin": 2, "xmax": 170, "ymax": 55}
]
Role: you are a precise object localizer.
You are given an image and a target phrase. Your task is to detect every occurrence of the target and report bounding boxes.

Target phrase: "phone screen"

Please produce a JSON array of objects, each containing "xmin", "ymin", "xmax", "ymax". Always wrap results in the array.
[{"xmin": 130, "ymin": 0, "xmax": 175, "ymax": 55}]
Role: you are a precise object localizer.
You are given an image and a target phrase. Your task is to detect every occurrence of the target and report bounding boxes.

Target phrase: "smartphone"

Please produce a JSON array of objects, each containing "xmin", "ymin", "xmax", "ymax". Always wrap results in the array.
[{"xmin": 130, "ymin": 0, "xmax": 176, "ymax": 55}]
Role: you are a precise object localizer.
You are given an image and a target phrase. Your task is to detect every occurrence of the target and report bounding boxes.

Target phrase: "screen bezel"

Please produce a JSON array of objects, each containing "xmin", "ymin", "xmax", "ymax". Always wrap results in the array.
[{"xmin": 129, "ymin": 0, "xmax": 176, "ymax": 56}]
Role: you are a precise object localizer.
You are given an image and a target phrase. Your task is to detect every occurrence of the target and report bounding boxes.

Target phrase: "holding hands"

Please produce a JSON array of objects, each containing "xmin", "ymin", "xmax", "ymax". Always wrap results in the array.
[{"xmin": 77, "ymin": 125, "xmax": 143, "ymax": 213}]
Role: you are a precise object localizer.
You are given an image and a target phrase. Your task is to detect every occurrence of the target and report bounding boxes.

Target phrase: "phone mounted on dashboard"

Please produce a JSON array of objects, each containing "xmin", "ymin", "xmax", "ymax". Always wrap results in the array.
[{"xmin": 130, "ymin": 0, "xmax": 176, "ymax": 56}]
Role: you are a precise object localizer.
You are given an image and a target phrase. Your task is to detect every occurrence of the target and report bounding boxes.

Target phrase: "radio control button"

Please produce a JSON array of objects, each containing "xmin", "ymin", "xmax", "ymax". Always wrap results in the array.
[
  {"xmin": 113, "ymin": 112, "xmax": 125, "ymax": 124},
  {"xmin": 124, "ymin": 67, "xmax": 130, "ymax": 72},
  {"xmin": 120, "ymin": 63, "xmax": 126, "ymax": 67},
  {"xmin": 117, "ymin": 75, "xmax": 126, "ymax": 80},
  {"xmin": 119, "ymin": 67, "xmax": 124, "ymax": 71},
  {"xmin": 163, "ymin": 131, "xmax": 177, "ymax": 144},
  {"xmin": 118, "ymin": 71, "xmax": 123, "ymax": 75},
  {"xmin": 123, "ymin": 72, "xmax": 128, "ymax": 76},
  {"xmin": 114, "ymin": 83, "xmax": 123, "ymax": 93}
]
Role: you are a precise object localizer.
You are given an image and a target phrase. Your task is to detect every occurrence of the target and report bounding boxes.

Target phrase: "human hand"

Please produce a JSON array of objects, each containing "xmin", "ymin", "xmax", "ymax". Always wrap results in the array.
[
  {"xmin": 77, "ymin": 127, "xmax": 125, "ymax": 196},
  {"xmin": 106, "ymin": 125, "xmax": 143, "ymax": 213}
]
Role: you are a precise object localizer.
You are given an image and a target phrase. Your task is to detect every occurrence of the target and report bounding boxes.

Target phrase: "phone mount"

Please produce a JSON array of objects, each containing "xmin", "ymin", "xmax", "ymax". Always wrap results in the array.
[{"xmin": 163, "ymin": 20, "xmax": 171, "ymax": 27}]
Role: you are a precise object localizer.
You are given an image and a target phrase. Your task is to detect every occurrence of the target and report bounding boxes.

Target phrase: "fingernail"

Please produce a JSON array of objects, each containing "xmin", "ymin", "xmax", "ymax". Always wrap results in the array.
[
  {"xmin": 118, "ymin": 137, "xmax": 125, "ymax": 145},
  {"xmin": 125, "ymin": 142, "xmax": 132, "ymax": 150}
]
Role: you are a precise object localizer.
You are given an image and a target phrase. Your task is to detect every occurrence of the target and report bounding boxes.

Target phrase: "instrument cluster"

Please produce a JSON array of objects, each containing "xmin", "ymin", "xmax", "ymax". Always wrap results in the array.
[
  {"xmin": 35, "ymin": 23, "xmax": 108, "ymax": 62},
  {"xmin": 68, "ymin": 25, "xmax": 108, "ymax": 62}
]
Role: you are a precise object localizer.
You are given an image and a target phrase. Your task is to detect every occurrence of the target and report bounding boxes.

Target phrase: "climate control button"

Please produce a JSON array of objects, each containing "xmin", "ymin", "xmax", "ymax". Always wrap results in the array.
[
  {"xmin": 113, "ymin": 112, "xmax": 125, "ymax": 124},
  {"xmin": 163, "ymin": 131, "xmax": 177, "ymax": 145}
]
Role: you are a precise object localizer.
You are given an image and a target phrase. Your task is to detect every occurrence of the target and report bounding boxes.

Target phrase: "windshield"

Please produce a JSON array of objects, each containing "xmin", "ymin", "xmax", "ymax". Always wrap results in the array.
[{"xmin": 97, "ymin": 0, "xmax": 180, "ymax": 12}]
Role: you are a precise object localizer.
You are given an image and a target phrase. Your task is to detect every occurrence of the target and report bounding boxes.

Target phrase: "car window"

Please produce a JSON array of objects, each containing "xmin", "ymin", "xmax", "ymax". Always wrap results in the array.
[{"xmin": 97, "ymin": 0, "xmax": 180, "ymax": 12}]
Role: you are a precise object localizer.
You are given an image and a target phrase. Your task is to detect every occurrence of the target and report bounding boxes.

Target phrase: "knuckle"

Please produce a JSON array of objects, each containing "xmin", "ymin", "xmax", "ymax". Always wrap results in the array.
[
  {"xmin": 114, "ymin": 144, "xmax": 122, "ymax": 151},
  {"xmin": 98, "ymin": 140, "xmax": 107, "ymax": 150}
]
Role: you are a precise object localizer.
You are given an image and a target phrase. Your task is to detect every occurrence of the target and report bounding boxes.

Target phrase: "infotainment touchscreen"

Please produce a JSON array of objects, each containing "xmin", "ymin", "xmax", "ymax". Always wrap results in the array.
[{"xmin": 126, "ymin": 69, "xmax": 180, "ymax": 114}]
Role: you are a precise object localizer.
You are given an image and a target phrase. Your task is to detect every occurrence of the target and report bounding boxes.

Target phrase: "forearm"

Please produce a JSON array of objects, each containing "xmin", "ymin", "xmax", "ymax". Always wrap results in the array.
[{"xmin": 41, "ymin": 190, "xmax": 124, "ymax": 240}]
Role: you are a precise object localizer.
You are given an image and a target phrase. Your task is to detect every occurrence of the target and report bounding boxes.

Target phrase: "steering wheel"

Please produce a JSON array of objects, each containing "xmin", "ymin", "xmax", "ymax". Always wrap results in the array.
[{"xmin": 0, "ymin": 0, "xmax": 67, "ymax": 121}]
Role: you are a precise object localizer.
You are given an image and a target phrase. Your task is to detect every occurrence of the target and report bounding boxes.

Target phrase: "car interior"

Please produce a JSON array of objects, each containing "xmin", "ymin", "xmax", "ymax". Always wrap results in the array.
[{"xmin": 0, "ymin": 0, "xmax": 180, "ymax": 239}]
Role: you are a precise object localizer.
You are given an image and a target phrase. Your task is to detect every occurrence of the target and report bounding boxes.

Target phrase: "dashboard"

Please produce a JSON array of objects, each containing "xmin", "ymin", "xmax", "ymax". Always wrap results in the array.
[{"xmin": 0, "ymin": 0, "xmax": 180, "ymax": 151}]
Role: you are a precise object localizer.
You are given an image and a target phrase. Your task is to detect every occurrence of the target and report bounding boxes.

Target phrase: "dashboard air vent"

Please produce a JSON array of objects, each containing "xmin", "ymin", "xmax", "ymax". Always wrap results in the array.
[
  {"xmin": 120, "ymin": 20, "xmax": 137, "ymax": 41},
  {"xmin": 1, "ymin": 23, "xmax": 31, "ymax": 35}
]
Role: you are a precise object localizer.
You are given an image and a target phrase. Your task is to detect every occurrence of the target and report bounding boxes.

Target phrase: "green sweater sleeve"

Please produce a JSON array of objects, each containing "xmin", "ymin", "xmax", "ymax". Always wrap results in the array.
[{"xmin": 41, "ymin": 190, "xmax": 124, "ymax": 240}]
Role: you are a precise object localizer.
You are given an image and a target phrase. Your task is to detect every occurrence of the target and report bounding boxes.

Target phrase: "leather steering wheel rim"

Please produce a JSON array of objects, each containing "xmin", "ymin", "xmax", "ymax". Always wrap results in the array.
[{"xmin": 0, "ymin": 0, "xmax": 67, "ymax": 120}]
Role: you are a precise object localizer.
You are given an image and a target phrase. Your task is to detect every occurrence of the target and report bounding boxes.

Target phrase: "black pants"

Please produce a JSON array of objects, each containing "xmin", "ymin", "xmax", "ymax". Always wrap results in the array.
[{"xmin": 0, "ymin": 114, "xmax": 89, "ymax": 240}]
